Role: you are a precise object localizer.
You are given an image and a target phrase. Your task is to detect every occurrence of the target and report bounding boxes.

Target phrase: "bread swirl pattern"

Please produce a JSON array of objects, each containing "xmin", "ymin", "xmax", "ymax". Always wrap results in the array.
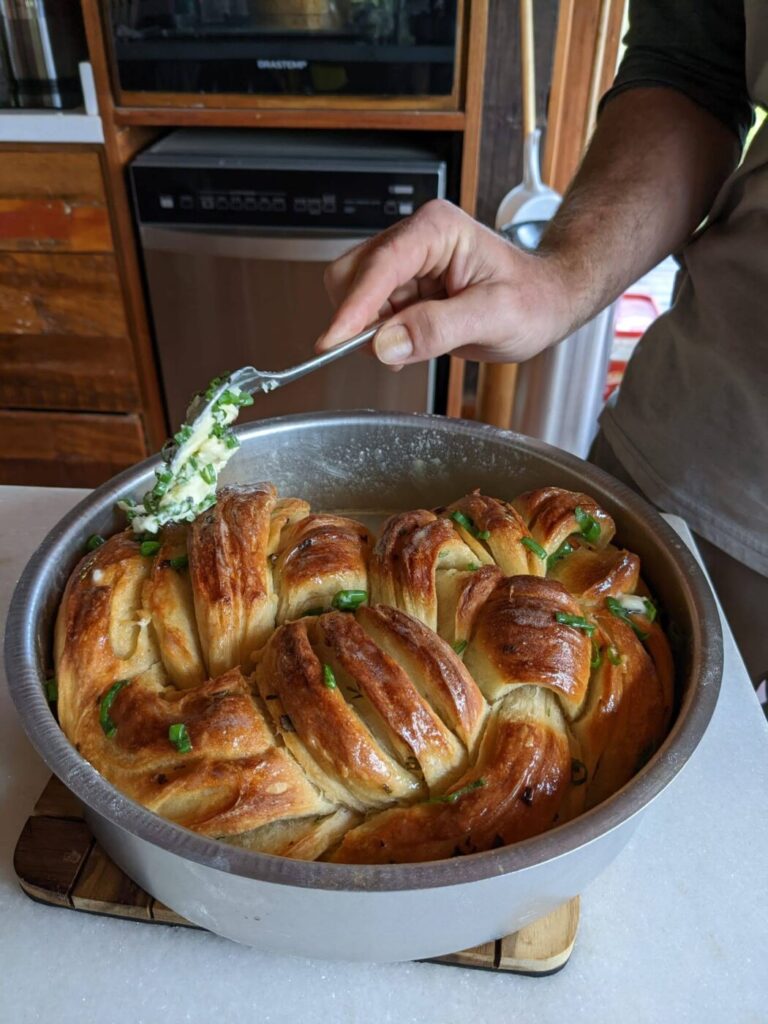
[{"xmin": 55, "ymin": 484, "xmax": 673, "ymax": 863}]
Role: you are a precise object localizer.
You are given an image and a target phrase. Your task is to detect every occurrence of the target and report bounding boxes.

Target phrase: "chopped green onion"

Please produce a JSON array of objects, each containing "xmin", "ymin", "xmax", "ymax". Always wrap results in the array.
[
  {"xmin": 449, "ymin": 510, "xmax": 491, "ymax": 542},
  {"xmin": 99, "ymin": 680, "xmax": 129, "ymax": 738},
  {"xmin": 429, "ymin": 777, "xmax": 486, "ymax": 804},
  {"xmin": 453, "ymin": 639, "xmax": 468, "ymax": 655},
  {"xmin": 169, "ymin": 554, "xmax": 188, "ymax": 571},
  {"xmin": 606, "ymin": 645, "xmax": 622, "ymax": 665},
  {"xmin": 303, "ymin": 607, "xmax": 325, "ymax": 617},
  {"xmin": 450, "ymin": 510, "xmax": 474, "ymax": 533},
  {"xmin": 139, "ymin": 540, "xmax": 161, "ymax": 557},
  {"xmin": 546, "ymin": 540, "xmax": 574, "ymax": 572},
  {"xmin": 571, "ymin": 759, "xmax": 588, "ymax": 786},
  {"xmin": 521, "ymin": 536, "xmax": 547, "ymax": 560},
  {"xmin": 45, "ymin": 677, "xmax": 57, "ymax": 703},
  {"xmin": 643, "ymin": 597, "xmax": 658, "ymax": 623},
  {"xmin": 200, "ymin": 464, "xmax": 216, "ymax": 486},
  {"xmin": 217, "ymin": 389, "xmax": 253, "ymax": 408},
  {"xmin": 323, "ymin": 664, "xmax": 337, "ymax": 689},
  {"xmin": 332, "ymin": 589, "xmax": 367, "ymax": 611},
  {"xmin": 174, "ymin": 424, "xmax": 193, "ymax": 447},
  {"xmin": 168, "ymin": 722, "xmax": 192, "ymax": 753},
  {"xmin": 574, "ymin": 505, "xmax": 601, "ymax": 545},
  {"xmin": 590, "ymin": 641, "xmax": 603, "ymax": 669},
  {"xmin": 605, "ymin": 596, "xmax": 649, "ymax": 641},
  {"xmin": 86, "ymin": 534, "xmax": 105, "ymax": 552},
  {"xmin": 554, "ymin": 611, "xmax": 596, "ymax": 636},
  {"xmin": 465, "ymin": 562, "xmax": 480, "ymax": 572}
]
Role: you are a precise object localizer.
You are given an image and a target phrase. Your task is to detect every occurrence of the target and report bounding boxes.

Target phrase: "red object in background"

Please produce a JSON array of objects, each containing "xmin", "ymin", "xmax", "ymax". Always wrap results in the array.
[{"xmin": 604, "ymin": 291, "xmax": 660, "ymax": 400}]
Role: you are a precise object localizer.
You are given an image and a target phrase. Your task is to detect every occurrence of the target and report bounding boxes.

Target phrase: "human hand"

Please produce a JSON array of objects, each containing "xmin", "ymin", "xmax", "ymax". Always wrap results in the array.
[{"xmin": 316, "ymin": 200, "xmax": 577, "ymax": 367}]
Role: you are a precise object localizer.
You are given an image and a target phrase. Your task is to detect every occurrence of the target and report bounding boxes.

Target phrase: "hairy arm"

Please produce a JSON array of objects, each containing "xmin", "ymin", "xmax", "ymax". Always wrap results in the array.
[{"xmin": 317, "ymin": 86, "xmax": 740, "ymax": 367}]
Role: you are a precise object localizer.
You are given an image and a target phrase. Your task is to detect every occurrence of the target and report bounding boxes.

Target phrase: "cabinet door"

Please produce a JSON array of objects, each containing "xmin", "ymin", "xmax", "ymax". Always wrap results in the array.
[
  {"xmin": 0, "ymin": 410, "xmax": 147, "ymax": 488},
  {"xmin": 0, "ymin": 151, "xmax": 113, "ymax": 253},
  {"xmin": 0, "ymin": 251, "xmax": 141, "ymax": 412}
]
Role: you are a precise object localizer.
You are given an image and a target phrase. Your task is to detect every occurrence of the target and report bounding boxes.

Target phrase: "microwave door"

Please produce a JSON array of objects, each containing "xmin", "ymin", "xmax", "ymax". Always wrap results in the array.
[{"xmin": 139, "ymin": 225, "xmax": 434, "ymax": 427}]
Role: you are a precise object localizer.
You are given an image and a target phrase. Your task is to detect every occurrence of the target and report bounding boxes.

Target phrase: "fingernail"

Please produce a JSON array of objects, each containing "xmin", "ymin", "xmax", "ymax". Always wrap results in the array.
[{"xmin": 374, "ymin": 324, "xmax": 413, "ymax": 365}]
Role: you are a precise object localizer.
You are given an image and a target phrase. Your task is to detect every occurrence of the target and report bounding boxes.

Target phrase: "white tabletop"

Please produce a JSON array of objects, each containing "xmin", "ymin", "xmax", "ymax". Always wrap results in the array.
[{"xmin": 1, "ymin": 486, "xmax": 766, "ymax": 1024}]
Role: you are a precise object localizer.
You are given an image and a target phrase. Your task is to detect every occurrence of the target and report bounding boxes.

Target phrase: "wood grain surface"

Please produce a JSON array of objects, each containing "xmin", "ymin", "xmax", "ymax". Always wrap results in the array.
[
  {"xmin": 0, "ymin": 410, "xmax": 147, "ymax": 487},
  {"xmin": 14, "ymin": 775, "xmax": 579, "ymax": 975}
]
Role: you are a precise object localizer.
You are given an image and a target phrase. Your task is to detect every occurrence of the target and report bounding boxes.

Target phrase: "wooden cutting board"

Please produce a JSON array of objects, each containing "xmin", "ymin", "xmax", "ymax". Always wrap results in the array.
[{"xmin": 14, "ymin": 775, "xmax": 579, "ymax": 975}]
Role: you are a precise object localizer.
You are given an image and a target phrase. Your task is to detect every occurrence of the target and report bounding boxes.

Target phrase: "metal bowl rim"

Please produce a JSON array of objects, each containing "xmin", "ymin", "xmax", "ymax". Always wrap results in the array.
[{"xmin": 4, "ymin": 410, "xmax": 723, "ymax": 892}]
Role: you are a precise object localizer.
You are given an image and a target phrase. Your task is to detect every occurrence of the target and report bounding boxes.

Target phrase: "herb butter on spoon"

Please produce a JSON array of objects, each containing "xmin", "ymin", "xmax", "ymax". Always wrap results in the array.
[{"xmin": 118, "ymin": 377, "xmax": 253, "ymax": 534}]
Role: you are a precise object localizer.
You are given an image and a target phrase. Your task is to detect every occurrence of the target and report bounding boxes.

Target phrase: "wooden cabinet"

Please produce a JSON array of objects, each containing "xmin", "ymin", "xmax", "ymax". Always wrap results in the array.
[
  {"xmin": 0, "ymin": 410, "xmax": 146, "ymax": 487},
  {"xmin": 0, "ymin": 146, "xmax": 152, "ymax": 487}
]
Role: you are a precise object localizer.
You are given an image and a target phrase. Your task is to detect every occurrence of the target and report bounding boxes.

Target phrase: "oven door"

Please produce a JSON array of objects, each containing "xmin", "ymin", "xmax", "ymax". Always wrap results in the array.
[{"xmin": 139, "ymin": 225, "xmax": 434, "ymax": 427}]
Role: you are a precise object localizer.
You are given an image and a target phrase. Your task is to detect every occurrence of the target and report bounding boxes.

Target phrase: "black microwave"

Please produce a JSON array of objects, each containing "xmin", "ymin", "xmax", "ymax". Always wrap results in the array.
[{"xmin": 104, "ymin": 0, "xmax": 460, "ymax": 104}]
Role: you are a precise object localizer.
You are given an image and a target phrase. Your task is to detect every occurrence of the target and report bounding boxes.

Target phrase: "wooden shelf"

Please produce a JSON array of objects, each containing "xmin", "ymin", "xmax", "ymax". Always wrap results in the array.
[{"xmin": 112, "ymin": 106, "xmax": 466, "ymax": 132}]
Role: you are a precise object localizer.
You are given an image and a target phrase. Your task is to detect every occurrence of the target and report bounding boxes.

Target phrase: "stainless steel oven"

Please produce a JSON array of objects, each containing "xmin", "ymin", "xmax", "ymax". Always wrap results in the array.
[{"xmin": 130, "ymin": 130, "xmax": 447, "ymax": 426}]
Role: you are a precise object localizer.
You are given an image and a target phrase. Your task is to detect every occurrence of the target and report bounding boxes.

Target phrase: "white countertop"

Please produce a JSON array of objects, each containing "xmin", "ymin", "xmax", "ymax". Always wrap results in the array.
[{"xmin": 1, "ymin": 486, "xmax": 766, "ymax": 1024}]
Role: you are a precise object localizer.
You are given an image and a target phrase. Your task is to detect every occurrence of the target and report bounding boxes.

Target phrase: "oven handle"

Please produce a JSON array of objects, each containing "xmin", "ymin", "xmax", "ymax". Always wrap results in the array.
[{"xmin": 139, "ymin": 224, "xmax": 369, "ymax": 262}]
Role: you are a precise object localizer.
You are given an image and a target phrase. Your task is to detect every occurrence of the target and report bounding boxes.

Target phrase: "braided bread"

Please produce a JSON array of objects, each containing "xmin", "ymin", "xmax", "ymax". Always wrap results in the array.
[{"xmin": 54, "ymin": 483, "xmax": 674, "ymax": 864}]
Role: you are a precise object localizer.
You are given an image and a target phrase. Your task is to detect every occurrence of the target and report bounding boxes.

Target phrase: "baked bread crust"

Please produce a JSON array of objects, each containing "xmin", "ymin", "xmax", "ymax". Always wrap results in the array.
[{"xmin": 55, "ymin": 484, "xmax": 674, "ymax": 863}]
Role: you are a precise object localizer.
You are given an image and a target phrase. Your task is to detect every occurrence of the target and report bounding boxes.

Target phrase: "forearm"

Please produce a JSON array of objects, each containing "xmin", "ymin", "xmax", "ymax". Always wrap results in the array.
[{"xmin": 540, "ymin": 86, "xmax": 742, "ymax": 334}]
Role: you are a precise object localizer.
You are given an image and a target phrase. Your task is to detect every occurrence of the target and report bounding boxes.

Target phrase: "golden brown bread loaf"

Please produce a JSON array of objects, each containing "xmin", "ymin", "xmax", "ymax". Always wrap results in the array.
[{"xmin": 54, "ymin": 484, "xmax": 674, "ymax": 863}]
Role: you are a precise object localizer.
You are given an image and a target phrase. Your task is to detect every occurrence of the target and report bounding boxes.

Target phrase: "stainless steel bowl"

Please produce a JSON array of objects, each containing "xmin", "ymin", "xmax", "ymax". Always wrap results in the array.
[{"xmin": 4, "ymin": 412, "xmax": 722, "ymax": 961}]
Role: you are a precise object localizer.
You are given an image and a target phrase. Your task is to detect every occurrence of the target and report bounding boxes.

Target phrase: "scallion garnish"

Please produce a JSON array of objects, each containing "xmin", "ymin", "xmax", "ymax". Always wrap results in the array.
[
  {"xmin": 574, "ymin": 505, "xmax": 601, "ymax": 545},
  {"xmin": 643, "ymin": 597, "xmax": 658, "ymax": 623},
  {"xmin": 304, "ymin": 607, "xmax": 325, "ymax": 617},
  {"xmin": 605, "ymin": 596, "xmax": 649, "ymax": 641},
  {"xmin": 449, "ymin": 510, "xmax": 490, "ymax": 542},
  {"xmin": 547, "ymin": 540, "xmax": 574, "ymax": 571},
  {"xmin": 332, "ymin": 589, "xmax": 367, "ymax": 611},
  {"xmin": 590, "ymin": 641, "xmax": 602, "ymax": 669},
  {"xmin": 554, "ymin": 611, "xmax": 596, "ymax": 636},
  {"xmin": 521, "ymin": 536, "xmax": 547, "ymax": 560},
  {"xmin": 429, "ymin": 777, "xmax": 486, "ymax": 804},
  {"xmin": 168, "ymin": 722, "xmax": 192, "ymax": 753},
  {"xmin": 45, "ymin": 677, "xmax": 57, "ymax": 703},
  {"xmin": 174, "ymin": 425, "xmax": 193, "ymax": 447},
  {"xmin": 99, "ymin": 680, "xmax": 129, "ymax": 738},
  {"xmin": 169, "ymin": 554, "xmax": 188, "ymax": 571},
  {"xmin": 139, "ymin": 540, "xmax": 161, "ymax": 557},
  {"xmin": 465, "ymin": 562, "xmax": 480, "ymax": 572},
  {"xmin": 323, "ymin": 664, "xmax": 337, "ymax": 689},
  {"xmin": 450, "ymin": 510, "xmax": 474, "ymax": 532},
  {"xmin": 86, "ymin": 534, "xmax": 105, "ymax": 552},
  {"xmin": 453, "ymin": 639, "xmax": 468, "ymax": 655},
  {"xmin": 200, "ymin": 463, "xmax": 216, "ymax": 486}
]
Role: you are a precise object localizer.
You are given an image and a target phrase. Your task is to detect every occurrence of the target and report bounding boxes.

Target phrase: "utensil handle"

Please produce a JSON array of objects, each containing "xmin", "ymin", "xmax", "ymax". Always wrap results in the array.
[
  {"xmin": 520, "ymin": 0, "xmax": 536, "ymax": 138},
  {"xmin": 258, "ymin": 323, "xmax": 383, "ymax": 391}
]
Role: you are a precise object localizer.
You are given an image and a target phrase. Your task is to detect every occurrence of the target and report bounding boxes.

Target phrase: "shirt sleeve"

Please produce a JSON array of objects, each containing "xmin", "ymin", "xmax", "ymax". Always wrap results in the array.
[{"xmin": 601, "ymin": 0, "xmax": 753, "ymax": 144}]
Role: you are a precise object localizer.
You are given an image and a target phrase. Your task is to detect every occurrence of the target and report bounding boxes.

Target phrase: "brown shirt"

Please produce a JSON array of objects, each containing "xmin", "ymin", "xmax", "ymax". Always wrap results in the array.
[{"xmin": 601, "ymin": 0, "xmax": 768, "ymax": 575}]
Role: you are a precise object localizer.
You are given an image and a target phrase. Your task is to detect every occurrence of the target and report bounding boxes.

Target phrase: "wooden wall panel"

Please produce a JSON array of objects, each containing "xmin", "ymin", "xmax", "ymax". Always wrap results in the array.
[
  {"xmin": 0, "ymin": 252, "xmax": 127, "ymax": 337},
  {"xmin": 0, "ymin": 410, "xmax": 147, "ymax": 488}
]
